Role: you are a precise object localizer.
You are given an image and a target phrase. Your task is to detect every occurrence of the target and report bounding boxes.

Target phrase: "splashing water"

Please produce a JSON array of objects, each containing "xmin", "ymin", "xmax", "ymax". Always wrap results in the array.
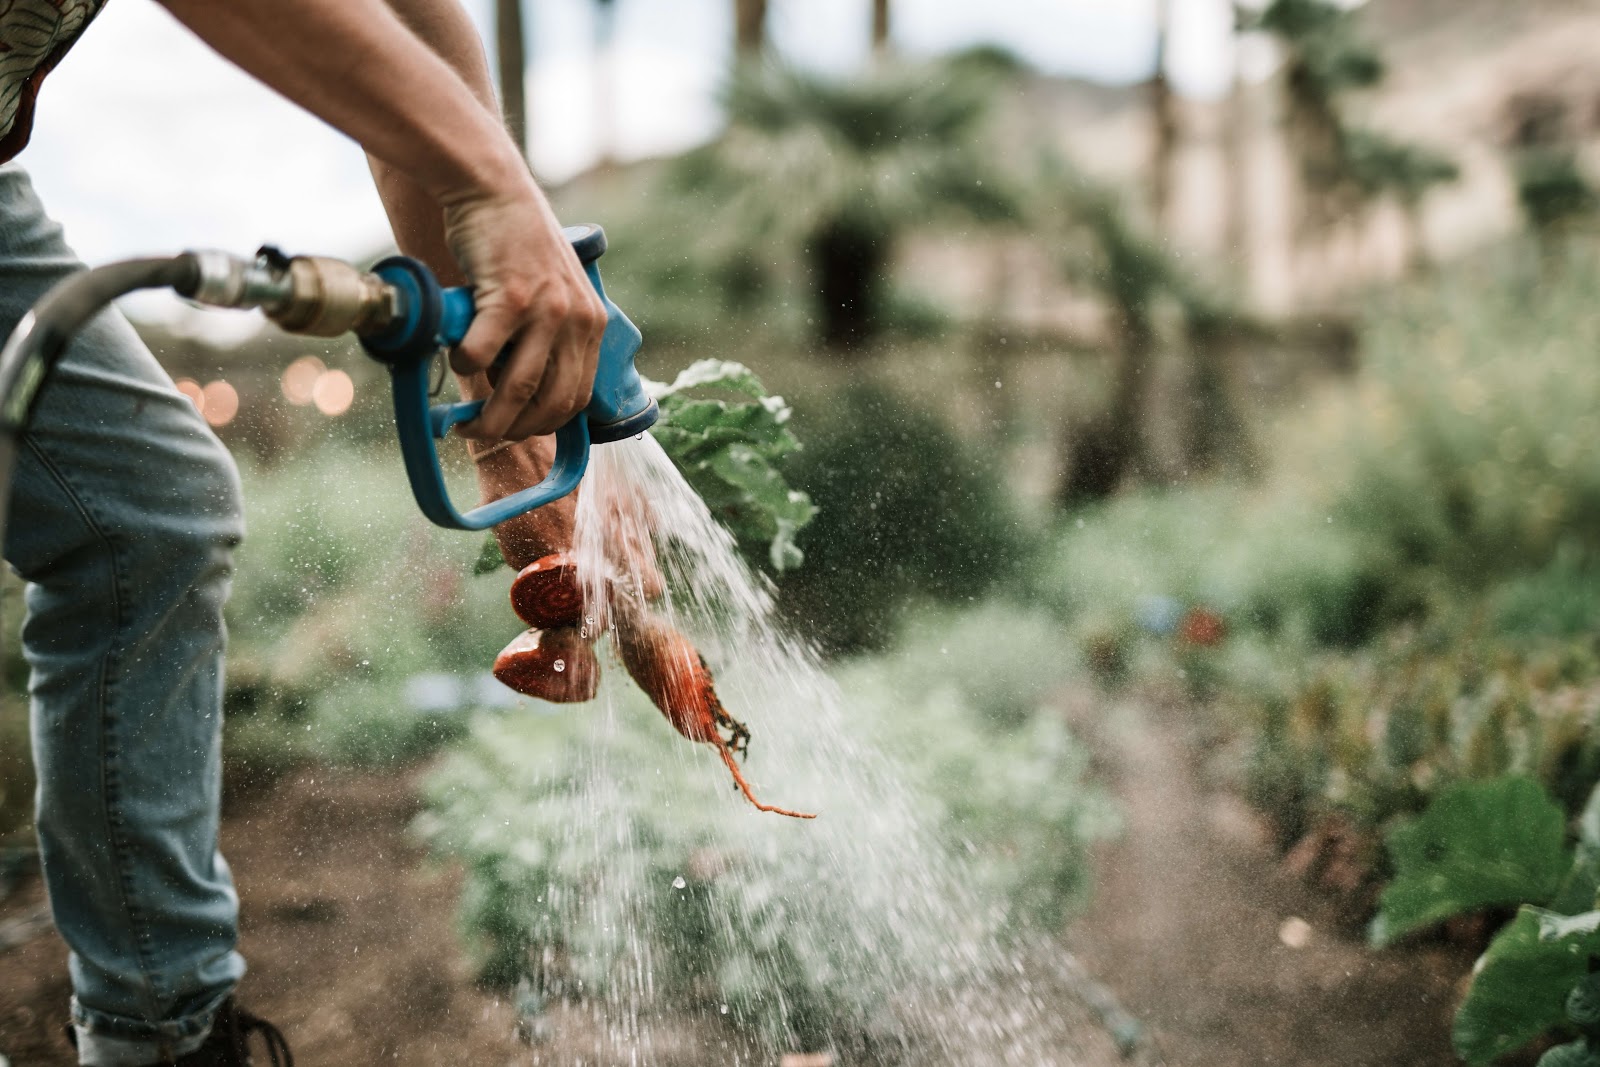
[{"xmin": 504, "ymin": 434, "xmax": 1127, "ymax": 1065}]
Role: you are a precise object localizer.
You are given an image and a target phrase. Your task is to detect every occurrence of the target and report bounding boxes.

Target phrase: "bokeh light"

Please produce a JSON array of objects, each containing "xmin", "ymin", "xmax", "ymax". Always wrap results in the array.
[
  {"xmin": 174, "ymin": 377, "xmax": 204, "ymax": 411},
  {"xmin": 200, "ymin": 380, "xmax": 239, "ymax": 427},
  {"xmin": 311, "ymin": 369, "xmax": 355, "ymax": 416},
  {"xmin": 281, "ymin": 355, "xmax": 326, "ymax": 405}
]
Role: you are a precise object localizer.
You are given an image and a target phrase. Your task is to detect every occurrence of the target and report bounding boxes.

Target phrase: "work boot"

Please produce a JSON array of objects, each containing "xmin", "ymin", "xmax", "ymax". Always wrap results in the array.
[
  {"xmin": 169, "ymin": 999, "xmax": 292, "ymax": 1066},
  {"xmin": 65, "ymin": 998, "xmax": 292, "ymax": 1066}
]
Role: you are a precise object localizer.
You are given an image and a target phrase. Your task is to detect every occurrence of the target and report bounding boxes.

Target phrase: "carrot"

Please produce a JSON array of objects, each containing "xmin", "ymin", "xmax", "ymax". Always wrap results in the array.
[
  {"xmin": 616, "ymin": 610, "xmax": 816, "ymax": 820},
  {"xmin": 493, "ymin": 626, "xmax": 599, "ymax": 703},
  {"xmin": 510, "ymin": 553, "xmax": 585, "ymax": 630}
]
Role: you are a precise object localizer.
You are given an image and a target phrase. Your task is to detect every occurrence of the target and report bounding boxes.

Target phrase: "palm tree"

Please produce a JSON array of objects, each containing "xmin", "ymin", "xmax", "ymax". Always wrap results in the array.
[
  {"xmin": 496, "ymin": 0, "xmax": 528, "ymax": 158},
  {"xmin": 1042, "ymin": 163, "xmax": 1252, "ymax": 501},
  {"xmin": 676, "ymin": 61, "xmax": 1015, "ymax": 350},
  {"xmin": 1246, "ymin": 0, "xmax": 1382, "ymax": 242},
  {"xmin": 1340, "ymin": 129, "xmax": 1457, "ymax": 269}
]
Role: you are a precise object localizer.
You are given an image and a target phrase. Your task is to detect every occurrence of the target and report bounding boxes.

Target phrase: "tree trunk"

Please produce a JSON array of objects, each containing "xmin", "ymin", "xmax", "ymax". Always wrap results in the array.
[
  {"xmin": 806, "ymin": 220, "xmax": 888, "ymax": 351},
  {"xmin": 1148, "ymin": 0, "xmax": 1178, "ymax": 227},
  {"xmin": 1223, "ymin": 48, "xmax": 1251, "ymax": 274},
  {"xmin": 734, "ymin": 0, "xmax": 767, "ymax": 58},
  {"xmin": 1059, "ymin": 306, "xmax": 1154, "ymax": 503},
  {"xmin": 871, "ymin": 0, "xmax": 890, "ymax": 55},
  {"xmin": 496, "ymin": 0, "xmax": 528, "ymax": 158}
]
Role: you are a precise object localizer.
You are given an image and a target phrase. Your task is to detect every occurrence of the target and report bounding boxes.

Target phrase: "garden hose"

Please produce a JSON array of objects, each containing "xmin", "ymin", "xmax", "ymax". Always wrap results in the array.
[{"xmin": 0, "ymin": 254, "xmax": 205, "ymax": 543}]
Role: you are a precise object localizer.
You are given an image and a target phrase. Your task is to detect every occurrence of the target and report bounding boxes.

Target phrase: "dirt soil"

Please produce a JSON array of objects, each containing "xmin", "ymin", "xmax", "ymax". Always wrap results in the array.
[
  {"xmin": 1064, "ymin": 692, "xmax": 1479, "ymax": 1067},
  {"xmin": 0, "ymin": 767, "xmax": 538, "ymax": 1066},
  {"xmin": 0, "ymin": 697, "xmax": 1481, "ymax": 1067}
]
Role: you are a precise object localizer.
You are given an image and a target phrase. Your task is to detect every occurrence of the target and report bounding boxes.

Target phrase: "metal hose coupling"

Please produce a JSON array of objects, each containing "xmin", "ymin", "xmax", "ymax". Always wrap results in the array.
[{"xmin": 186, "ymin": 247, "xmax": 398, "ymax": 337}]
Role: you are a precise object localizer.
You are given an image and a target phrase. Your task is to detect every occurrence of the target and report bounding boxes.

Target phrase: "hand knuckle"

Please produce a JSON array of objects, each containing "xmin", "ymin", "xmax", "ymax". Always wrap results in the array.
[
  {"xmin": 503, "ymin": 376, "xmax": 540, "ymax": 405},
  {"xmin": 499, "ymin": 277, "xmax": 537, "ymax": 316},
  {"xmin": 543, "ymin": 292, "xmax": 572, "ymax": 321}
]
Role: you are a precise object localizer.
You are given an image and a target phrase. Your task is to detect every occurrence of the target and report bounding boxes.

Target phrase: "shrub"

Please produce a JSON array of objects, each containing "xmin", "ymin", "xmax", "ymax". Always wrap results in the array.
[{"xmin": 779, "ymin": 385, "xmax": 1033, "ymax": 653}]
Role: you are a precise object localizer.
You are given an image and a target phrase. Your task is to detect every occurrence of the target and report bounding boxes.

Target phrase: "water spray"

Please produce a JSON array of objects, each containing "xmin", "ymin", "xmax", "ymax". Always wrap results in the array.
[{"xmin": 0, "ymin": 223, "xmax": 656, "ymax": 540}]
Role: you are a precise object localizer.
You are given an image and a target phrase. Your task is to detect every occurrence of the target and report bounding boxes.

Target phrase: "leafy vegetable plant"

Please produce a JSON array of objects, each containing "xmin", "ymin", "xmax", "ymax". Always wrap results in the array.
[
  {"xmin": 1371, "ymin": 775, "xmax": 1600, "ymax": 1064},
  {"xmin": 474, "ymin": 359, "xmax": 815, "ymax": 575},
  {"xmin": 645, "ymin": 360, "xmax": 816, "ymax": 572}
]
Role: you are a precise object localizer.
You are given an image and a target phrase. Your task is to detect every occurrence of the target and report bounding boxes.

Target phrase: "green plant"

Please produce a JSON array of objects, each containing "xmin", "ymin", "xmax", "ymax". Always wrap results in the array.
[
  {"xmin": 779, "ymin": 384, "xmax": 1031, "ymax": 654},
  {"xmin": 647, "ymin": 360, "xmax": 816, "ymax": 572},
  {"xmin": 473, "ymin": 359, "xmax": 816, "ymax": 576},
  {"xmin": 1371, "ymin": 776, "xmax": 1571, "ymax": 947},
  {"xmin": 418, "ymin": 600, "xmax": 1114, "ymax": 1052},
  {"xmin": 1414, "ymin": 783, "xmax": 1600, "ymax": 1064}
]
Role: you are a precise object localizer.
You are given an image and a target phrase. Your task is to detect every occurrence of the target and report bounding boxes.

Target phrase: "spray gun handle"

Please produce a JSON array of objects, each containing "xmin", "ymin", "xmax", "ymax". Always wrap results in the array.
[{"xmin": 359, "ymin": 223, "xmax": 654, "ymax": 531}]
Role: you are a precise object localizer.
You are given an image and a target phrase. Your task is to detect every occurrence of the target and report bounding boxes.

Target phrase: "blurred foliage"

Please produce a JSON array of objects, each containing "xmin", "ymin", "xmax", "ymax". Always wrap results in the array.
[
  {"xmin": 1247, "ymin": 0, "xmax": 1384, "ymax": 95},
  {"xmin": 1517, "ymin": 150, "xmax": 1598, "ymax": 234},
  {"xmin": 1244, "ymin": 627, "xmax": 1600, "ymax": 846},
  {"xmin": 674, "ymin": 58, "xmax": 1016, "ymax": 348},
  {"xmin": 223, "ymin": 446, "xmax": 515, "ymax": 776},
  {"xmin": 1039, "ymin": 235, "xmax": 1600, "ymax": 847},
  {"xmin": 1246, "ymin": 0, "xmax": 1455, "ymax": 237},
  {"xmin": 779, "ymin": 384, "xmax": 1032, "ymax": 654},
  {"xmin": 418, "ymin": 598, "xmax": 1113, "ymax": 1051}
]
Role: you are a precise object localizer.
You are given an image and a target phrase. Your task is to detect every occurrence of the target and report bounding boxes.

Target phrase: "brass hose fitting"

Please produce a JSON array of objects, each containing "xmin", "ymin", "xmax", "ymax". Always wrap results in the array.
[
  {"xmin": 267, "ymin": 256, "xmax": 397, "ymax": 337},
  {"xmin": 185, "ymin": 248, "xmax": 399, "ymax": 338}
]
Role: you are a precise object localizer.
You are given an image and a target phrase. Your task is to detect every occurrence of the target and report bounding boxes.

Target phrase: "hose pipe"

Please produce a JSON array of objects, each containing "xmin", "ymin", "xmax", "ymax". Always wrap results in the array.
[{"xmin": 0, "ymin": 255, "xmax": 203, "ymax": 541}]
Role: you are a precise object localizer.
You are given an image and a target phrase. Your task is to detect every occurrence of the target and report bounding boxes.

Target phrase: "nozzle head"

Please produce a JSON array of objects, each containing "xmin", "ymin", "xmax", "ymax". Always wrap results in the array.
[{"xmin": 590, "ymin": 396, "xmax": 659, "ymax": 443}]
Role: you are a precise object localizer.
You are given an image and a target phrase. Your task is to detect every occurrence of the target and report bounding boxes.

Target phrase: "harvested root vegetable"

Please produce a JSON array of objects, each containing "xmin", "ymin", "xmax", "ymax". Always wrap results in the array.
[
  {"xmin": 493, "ymin": 626, "xmax": 599, "ymax": 703},
  {"xmin": 617, "ymin": 611, "xmax": 816, "ymax": 819},
  {"xmin": 510, "ymin": 553, "xmax": 585, "ymax": 629}
]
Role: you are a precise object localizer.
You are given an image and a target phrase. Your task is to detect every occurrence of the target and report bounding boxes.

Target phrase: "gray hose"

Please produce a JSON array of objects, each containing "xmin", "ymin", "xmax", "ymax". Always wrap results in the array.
[{"xmin": 0, "ymin": 255, "xmax": 201, "ymax": 546}]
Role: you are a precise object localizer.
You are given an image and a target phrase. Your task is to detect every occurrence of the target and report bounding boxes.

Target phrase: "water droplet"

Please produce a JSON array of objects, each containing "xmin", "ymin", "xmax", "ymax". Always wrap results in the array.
[
  {"xmin": 720, "ymin": 1004, "xmax": 729, "ymax": 1014},
  {"xmin": 553, "ymin": 658, "xmax": 566, "ymax": 673},
  {"xmin": 993, "ymin": 380, "xmax": 1002, "ymax": 389},
  {"xmin": 635, "ymin": 433, "xmax": 644, "ymax": 441},
  {"xmin": 671, "ymin": 875, "xmax": 687, "ymax": 889}
]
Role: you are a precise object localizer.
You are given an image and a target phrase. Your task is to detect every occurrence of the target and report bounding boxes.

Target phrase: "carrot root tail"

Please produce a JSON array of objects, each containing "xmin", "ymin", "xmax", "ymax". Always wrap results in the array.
[{"xmin": 714, "ymin": 742, "xmax": 816, "ymax": 819}]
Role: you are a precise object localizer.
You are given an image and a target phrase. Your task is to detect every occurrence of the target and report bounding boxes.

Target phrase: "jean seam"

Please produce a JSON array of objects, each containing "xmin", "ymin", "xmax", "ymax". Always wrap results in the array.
[{"xmin": 23, "ymin": 435, "xmax": 167, "ymax": 1025}]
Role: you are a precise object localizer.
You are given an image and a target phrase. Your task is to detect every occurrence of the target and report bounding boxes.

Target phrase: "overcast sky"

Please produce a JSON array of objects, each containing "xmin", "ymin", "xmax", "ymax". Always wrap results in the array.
[{"xmin": 20, "ymin": 0, "xmax": 1238, "ymax": 274}]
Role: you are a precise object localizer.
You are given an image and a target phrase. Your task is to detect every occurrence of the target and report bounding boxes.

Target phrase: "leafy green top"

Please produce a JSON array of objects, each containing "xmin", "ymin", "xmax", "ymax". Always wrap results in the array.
[
  {"xmin": 474, "ymin": 359, "xmax": 815, "ymax": 575},
  {"xmin": 644, "ymin": 359, "xmax": 816, "ymax": 572}
]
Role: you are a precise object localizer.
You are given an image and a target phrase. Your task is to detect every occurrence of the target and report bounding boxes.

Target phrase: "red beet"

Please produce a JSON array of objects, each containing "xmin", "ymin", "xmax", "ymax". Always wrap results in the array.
[
  {"xmin": 493, "ymin": 626, "xmax": 598, "ymax": 703},
  {"xmin": 510, "ymin": 553, "xmax": 585, "ymax": 630}
]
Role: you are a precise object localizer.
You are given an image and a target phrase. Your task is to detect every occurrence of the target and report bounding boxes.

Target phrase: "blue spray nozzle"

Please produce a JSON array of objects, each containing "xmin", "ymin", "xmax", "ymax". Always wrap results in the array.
[{"xmin": 359, "ymin": 224, "xmax": 657, "ymax": 531}]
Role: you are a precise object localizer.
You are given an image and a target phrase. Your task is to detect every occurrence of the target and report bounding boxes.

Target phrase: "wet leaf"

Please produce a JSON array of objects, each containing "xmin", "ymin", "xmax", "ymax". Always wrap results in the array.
[
  {"xmin": 1372, "ymin": 775, "xmax": 1568, "ymax": 947},
  {"xmin": 1455, "ymin": 907, "xmax": 1600, "ymax": 1064}
]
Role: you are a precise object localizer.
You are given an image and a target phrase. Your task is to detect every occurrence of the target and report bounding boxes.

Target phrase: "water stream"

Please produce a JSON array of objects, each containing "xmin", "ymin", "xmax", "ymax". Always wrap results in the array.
[{"xmin": 514, "ymin": 433, "xmax": 1121, "ymax": 1065}]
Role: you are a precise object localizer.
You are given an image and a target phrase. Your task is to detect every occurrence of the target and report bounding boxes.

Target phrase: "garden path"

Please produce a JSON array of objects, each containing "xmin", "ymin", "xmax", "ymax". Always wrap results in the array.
[{"xmin": 1065, "ymin": 691, "xmax": 1475, "ymax": 1067}]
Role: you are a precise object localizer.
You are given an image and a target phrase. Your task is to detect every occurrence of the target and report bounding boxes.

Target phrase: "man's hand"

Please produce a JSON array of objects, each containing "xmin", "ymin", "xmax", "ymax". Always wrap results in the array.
[{"xmin": 441, "ymin": 183, "xmax": 607, "ymax": 441}]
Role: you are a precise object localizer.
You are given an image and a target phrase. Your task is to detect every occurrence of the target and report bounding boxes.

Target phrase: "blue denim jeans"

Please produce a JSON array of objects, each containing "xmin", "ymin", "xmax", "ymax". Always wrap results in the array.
[{"xmin": 0, "ymin": 166, "xmax": 246, "ymax": 1065}]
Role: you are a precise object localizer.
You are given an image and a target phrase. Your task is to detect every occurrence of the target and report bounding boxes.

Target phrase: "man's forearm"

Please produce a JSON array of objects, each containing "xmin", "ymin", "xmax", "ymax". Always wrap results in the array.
[
  {"xmin": 160, "ymin": 0, "xmax": 524, "ymax": 207},
  {"xmin": 365, "ymin": 0, "xmax": 501, "ymax": 289}
]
